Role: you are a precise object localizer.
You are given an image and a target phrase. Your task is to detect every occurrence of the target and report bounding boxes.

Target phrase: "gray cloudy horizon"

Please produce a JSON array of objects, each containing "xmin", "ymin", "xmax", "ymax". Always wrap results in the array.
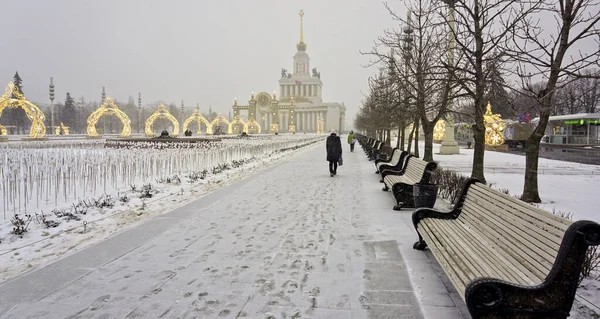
[{"xmin": 1, "ymin": 0, "xmax": 400, "ymax": 128}]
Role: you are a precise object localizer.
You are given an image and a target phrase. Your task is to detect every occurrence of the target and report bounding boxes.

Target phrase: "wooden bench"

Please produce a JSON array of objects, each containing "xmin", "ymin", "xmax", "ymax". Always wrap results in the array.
[
  {"xmin": 382, "ymin": 156, "xmax": 437, "ymax": 210},
  {"xmin": 379, "ymin": 152, "xmax": 411, "ymax": 182},
  {"xmin": 363, "ymin": 139, "xmax": 378, "ymax": 157},
  {"xmin": 375, "ymin": 149, "xmax": 406, "ymax": 174},
  {"xmin": 412, "ymin": 178, "xmax": 600, "ymax": 319},
  {"xmin": 370, "ymin": 141, "xmax": 383, "ymax": 161}
]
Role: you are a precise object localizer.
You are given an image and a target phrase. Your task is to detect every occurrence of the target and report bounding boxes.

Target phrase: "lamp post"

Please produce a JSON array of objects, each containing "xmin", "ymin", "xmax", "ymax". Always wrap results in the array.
[
  {"xmin": 439, "ymin": 0, "xmax": 460, "ymax": 154},
  {"xmin": 181, "ymin": 100, "xmax": 185, "ymax": 128},
  {"xmin": 402, "ymin": 12, "xmax": 414, "ymax": 151},
  {"xmin": 101, "ymin": 86, "xmax": 107, "ymax": 134},
  {"xmin": 49, "ymin": 77, "xmax": 55, "ymax": 132},
  {"xmin": 138, "ymin": 92, "xmax": 142, "ymax": 134}
]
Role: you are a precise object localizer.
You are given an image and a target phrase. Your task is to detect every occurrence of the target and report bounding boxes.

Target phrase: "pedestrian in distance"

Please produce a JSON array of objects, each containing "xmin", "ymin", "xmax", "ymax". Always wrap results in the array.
[
  {"xmin": 347, "ymin": 130, "xmax": 356, "ymax": 152},
  {"xmin": 326, "ymin": 129, "xmax": 342, "ymax": 177}
]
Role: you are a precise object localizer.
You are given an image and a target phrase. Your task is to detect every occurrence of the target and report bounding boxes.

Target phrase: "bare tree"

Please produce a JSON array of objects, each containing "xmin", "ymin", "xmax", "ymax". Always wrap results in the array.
[
  {"xmin": 509, "ymin": 0, "xmax": 600, "ymax": 202},
  {"xmin": 447, "ymin": 0, "xmax": 537, "ymax": 183}
]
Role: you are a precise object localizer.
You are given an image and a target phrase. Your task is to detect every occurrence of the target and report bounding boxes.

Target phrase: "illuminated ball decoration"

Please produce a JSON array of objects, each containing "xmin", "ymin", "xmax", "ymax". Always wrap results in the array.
[{"xmin": 484, "ymin": 102, "xmax": 506, "ymax": 146}]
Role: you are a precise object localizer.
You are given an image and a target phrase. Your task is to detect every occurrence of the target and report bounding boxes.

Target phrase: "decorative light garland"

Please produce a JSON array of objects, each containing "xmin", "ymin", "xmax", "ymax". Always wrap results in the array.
[
  {"xmin": 145, "ymin": 104, "xmax": 180, "ymax": 137},
  {"xmin": 87, "ymin": 97, "xmax": 132, "ymax": 137},
  {"xmin": 0, "ymin": 81, "xmax": 46, "ymax": 138}
]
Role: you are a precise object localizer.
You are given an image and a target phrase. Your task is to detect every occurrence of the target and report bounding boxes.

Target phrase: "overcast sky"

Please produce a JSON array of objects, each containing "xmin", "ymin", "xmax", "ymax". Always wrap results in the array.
[{"xmin": 1, "ymin": 0, "xmax": 400, "ymax": 126}]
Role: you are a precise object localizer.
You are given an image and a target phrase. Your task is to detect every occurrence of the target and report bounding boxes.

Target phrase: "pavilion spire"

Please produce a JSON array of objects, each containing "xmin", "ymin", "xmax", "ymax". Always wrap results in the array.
[{"xmin": 297, "ymin": 10, "xmax": 307, "ymax": 51}]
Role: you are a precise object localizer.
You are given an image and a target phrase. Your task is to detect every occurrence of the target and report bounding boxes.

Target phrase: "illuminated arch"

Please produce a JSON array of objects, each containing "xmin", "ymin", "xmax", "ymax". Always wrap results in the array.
[
  {"xmin": 243, "ymin": 119, "xmax": 261, "ymax": 134},
  {"xmin": 182, "ymin": 109, "xmax": 210, "ymax": 134},
  {"xmin": 0, "ymin": 82, "xmax": 46, "ymax": 138},
  {"xmin": 145, "ymin": 104, "xmax": 180, "ymax": 137},
  {"xmin": 208, "ymin": 114, "xmax": 231, "ymax": 134},
  {"xmin": 87, "ymin": 97, "xmax": 132, "ymax": 137},
  {"xmin": 229, "ymin": 117, "xmax": 246, "ymax": 135},
  {"xmin": 55, "ymin": 122, "xmax": 70, "ymax": 135}
]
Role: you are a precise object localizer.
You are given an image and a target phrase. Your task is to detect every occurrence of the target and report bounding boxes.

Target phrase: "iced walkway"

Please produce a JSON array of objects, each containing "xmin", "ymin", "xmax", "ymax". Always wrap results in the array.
[{"xmin": 0, "ymin": 143, "xmax": 466, "ymax": 319}]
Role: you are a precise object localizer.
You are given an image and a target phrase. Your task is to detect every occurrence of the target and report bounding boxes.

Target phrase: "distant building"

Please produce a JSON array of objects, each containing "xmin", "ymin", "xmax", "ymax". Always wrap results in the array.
[{"xmin": 232, "ymin": 10, "xmax": 346, "ymax": 134}]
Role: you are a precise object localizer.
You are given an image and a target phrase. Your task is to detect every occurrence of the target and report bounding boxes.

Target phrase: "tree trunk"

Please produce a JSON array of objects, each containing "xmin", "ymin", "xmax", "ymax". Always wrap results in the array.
[
  {"xmin": 422, "ymin": 123, "xmax": 434, "ymax": 162},
  {"xmin": 396, "ymin": 126, "xmax": 403, "ymax": 149},
  {"xmin": 400, "ymin": 125, "xmax": 406, "ymax": 150},
  {"xmin": 522, "ymin": 137, "xmax": 542, "ymax": 202},
  {"xmin": 414, "ymin": 117, "xmax": 420, "ymax": 158},
  {"xmin": 407, "ymin": 124, "xmax": 415, "ymax": 154},
  {"xmin": 471, "ymin": 121, "xmax": 486, "ymax": 184}
]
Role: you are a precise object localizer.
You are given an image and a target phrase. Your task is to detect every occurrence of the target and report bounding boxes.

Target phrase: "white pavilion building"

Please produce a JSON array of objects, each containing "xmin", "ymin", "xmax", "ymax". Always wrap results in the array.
[{"xmin": 232, "ymin": 10, "xmax": 346, "ymax": 134}]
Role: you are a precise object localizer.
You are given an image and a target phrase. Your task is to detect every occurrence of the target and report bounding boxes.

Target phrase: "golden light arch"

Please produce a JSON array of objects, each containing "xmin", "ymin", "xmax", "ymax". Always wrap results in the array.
[
  {"xmin": 145, "ymin": 104, "xmax": 180, "ymax": 137},
  {"xmin": 182, "ymin": 109, "xmax": 210, "ymax": 134},
  {"xmin": 229, "ymin": 117, "xmax": 246, "ymax": 135},
  {"xmin": 0, "ymin": 81, "xmax": 46, "ymax": 138},
  {"xmin": 87, "ymin": 97, "xmax": 132, "ymax": 137},
  {"xmin": 208, "ymin": 114, "xmax": 231, "ymax": 134},
  {"xmin": 243, "ymin": 119, "xmax": 261, "ymax": 134}
]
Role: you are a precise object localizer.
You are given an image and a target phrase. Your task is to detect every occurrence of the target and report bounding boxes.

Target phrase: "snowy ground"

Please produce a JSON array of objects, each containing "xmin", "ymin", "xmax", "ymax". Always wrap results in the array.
[
  {"xmin": 0, "ymin": 139, "xmax": 598, "ymax": 318},
  {"xmin": 0, "ymin": 135, "xmax": 323, "ymax": 282}
]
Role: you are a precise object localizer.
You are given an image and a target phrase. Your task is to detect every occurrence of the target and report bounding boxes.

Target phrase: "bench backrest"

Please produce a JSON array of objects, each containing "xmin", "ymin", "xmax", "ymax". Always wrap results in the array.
[
  {"xmin": 459, "ymin": 182, "xmax": 573, "ymax": 285},
  {"xmin": 404, "ymin": 157, "xmax": 435, "ymax": 183},
  {"xmin": 387, "ymin": 149, "xmax": 403, "ymax": 166}
]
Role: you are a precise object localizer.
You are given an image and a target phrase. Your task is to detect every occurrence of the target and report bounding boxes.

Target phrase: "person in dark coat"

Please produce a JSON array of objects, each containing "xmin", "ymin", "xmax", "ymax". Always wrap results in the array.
[{"xmin": 326, "ymin": 129, "xmax": 342, "ymax": 177}]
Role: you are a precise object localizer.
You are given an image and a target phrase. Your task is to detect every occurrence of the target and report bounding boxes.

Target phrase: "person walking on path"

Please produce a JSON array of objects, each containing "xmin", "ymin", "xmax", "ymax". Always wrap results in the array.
[
  {"xmin": 347, "ymin": 130, "xmax": 356, "ymax": 152},
  {"xmin": 326, "ymin": 129, "xmax": 342, "ymax": 177}
]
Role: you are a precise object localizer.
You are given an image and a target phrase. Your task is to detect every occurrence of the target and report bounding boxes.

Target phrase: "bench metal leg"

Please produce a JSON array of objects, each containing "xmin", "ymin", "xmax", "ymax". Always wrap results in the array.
[
  {"xmin": 392, "ymin": 183, "xmax": 414, "ymax": 209},
  {"xmin": 413, "ymin": 234, "xmax": 428, "ymax": 250}
]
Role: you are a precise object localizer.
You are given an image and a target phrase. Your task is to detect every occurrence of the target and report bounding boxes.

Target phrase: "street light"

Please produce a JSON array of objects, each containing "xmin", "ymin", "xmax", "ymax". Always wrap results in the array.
[
  {"xmin": 439, "ymin": 0, "xmax": 461, "ymax": 154},
  {"xmin": 49, "ymin": 77, "xmax": 55, "ymax": 131},
  {"xmin": 138, "ymin": 92, "xmax": 142, "ymax": 134},
  {"xmin": 402, "ymin": 12, "xmax": 414, "ymax": 149}
]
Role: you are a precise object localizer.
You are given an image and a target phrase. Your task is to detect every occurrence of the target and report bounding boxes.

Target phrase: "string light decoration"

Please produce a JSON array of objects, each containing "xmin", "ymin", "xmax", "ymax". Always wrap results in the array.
[
  {"xmin": 182, "ymin": 109, "xmax": 210, "ymax": 134},
  {"xmin": 0, "ymin": 81, "xmax": 46, "ymax": 138},
  {"xmin": 484, "ymin": 101, "xmax": 506, "ymax": 146},
  {"xmin": 433, "ymin": 119, "xmax": 446, "ymax": 141},
  {"xmin": 209, "ymin": 114, "xmax": 232, "ymax": 134},
  {"xmin": 244, "ymin": 119, "xmax": 261, "ymax": 134},
  {"xmin": 87, "ymin": 97, "xmax": 132, "ymax": 137},
  {"xmin": 54, "ymin": 122, "xmax": 70, "ymax": 135},
  {"xmin": 229, "ymin": 116, "xmax": 246, "ymax": 135},
  {"xmin": 145, "ymin": 104, "xmax": 180, "ymax": 137}
]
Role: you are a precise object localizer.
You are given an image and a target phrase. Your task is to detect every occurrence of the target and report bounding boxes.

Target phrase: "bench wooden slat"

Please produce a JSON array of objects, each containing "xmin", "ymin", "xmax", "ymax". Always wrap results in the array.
[
  {"xmin": 466, "ymin": 188, "xmax": 564, "ymax": 251},
  {"xmin": 419, "ymin": 222, "xmax": 469, "ymax": 297},
  {"xmin": 460, "ymin": 201, "xmax": 554, "ymax": 280},
  {"xmin": 376, "ymin": 150, "xmax": 402, "ymax": 170},
  {"xmin": 471, "ymin": 184, "xmax": 572, "ymax": 233},
  {"xmin": 430, "ymin": 217, "xmax": 541, "ymax": 285}
]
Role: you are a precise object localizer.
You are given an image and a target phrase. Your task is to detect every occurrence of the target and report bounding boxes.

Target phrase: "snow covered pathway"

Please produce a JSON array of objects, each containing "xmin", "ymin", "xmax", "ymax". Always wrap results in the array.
[{"xmin": 0, "ymin": 143, "xmax": 464, "ymax": 319}]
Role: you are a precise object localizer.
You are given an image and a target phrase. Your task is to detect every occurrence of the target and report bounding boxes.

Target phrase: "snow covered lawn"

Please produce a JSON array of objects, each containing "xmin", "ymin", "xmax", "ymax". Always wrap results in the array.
[{"xmin": 0, "ymin": 134, "xmax": 324, "ymax": 282}]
